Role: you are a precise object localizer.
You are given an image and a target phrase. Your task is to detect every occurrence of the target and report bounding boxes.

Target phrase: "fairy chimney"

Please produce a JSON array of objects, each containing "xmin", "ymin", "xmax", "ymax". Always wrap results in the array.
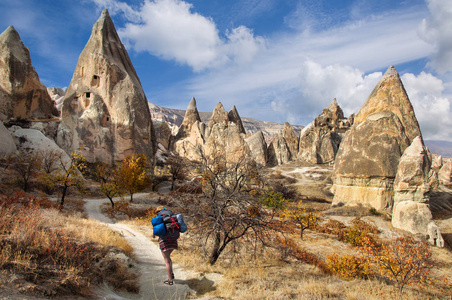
[
  {"xmin": 332, "ymin": 66, "xmax": 422, "ymax": 210},
  {"xmin": 57, "ymin": 9, "xmax": 155, "ymax": 163}
]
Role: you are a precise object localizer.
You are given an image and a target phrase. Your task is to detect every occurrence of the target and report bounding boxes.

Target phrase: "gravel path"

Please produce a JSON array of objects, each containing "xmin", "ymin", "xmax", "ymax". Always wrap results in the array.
[{"xmin": 84, "ymin": 194, "xmax": 193, "ymax": 300}]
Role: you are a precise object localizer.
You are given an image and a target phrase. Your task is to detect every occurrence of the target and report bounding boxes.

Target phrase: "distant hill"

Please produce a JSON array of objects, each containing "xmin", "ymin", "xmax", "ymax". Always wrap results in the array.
[{"xmin": 425, "ymin": 140, "xmax": 452, "ymax": 158}]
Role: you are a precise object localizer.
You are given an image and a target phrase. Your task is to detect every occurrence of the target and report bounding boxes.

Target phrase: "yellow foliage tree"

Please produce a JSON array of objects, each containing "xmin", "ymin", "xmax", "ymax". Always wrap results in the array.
[
  {"xmin": 282, "ymin": 200, "xmax": 320, "ymax": 239},
  {"xmin": 95, "ymin": 162, "xmax": 125, "ymax": 208},
  {"xmin": 116, "ymin": 154, "xmax": 150, "ymax": 202},
  {"xmin": 45, "ymin": 151, "xmax": 87, "ymax": 208}
]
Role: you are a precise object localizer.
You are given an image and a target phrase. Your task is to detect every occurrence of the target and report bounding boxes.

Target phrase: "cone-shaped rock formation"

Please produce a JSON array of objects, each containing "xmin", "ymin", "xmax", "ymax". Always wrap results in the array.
[
  {"xmin": 57, "ymin": 9, "xmax": 154, "ymax": 163},
  {"xmin": 208, "ymin": 102, "xmax": 229, "ymax": 129},
  {"xmin": 332, "ymin": 66, "xmax": 422, "ymax": 210},
  {"xmin": 176, "ymin": 97, "xmax": 202, "ymax": 140},
  {"xmin": 228, "ymin": 105, "xmax": 246, "ymax": 134},
  {"xmin": 0, "ymin": 26, "xmax": 58, "ymax": 120}
]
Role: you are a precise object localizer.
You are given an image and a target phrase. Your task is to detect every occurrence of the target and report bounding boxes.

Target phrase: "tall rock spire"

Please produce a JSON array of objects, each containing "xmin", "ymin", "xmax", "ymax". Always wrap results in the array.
[
  {"xmin": 175, "ymin": 97, "xmax": 202, "ymax": 141},
  {"xmin": 57, "ymin": 9, "xmax": 155, "ymax": 163},
  {"xmin": 181, "ymin": 97, "xmax": 201, "ymax": 129},
  {"xmin": 332, "ymin": 66, "xmax": 422, "ymax": 210},
  {"xmin": 0, "ymin": 26, "xmax": 58, "ymax": 120},
  {"xmin": 228, "ymin": 105, "xmax": 246, "ymax": 134}
]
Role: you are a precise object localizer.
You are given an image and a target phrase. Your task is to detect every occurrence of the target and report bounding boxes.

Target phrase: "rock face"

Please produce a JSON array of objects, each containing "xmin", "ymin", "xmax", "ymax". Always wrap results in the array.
[
  {"xmin": 0, "ymin": 26, "xmax": 58, "ymax": 121},
  {"xmin": 245, "ymin": 131, "xmax": 267, "ymax": 166},
  {"xmin": 298, "ymin": 99, "xmax": 352, "ymax": 164},
  {"xmin": 267, "ymin": 134, "xmax": 291, "ymax": 166},
  {"xmin": 0, "ymin": 121, "xmax": 16, "ymax": 154},
  {"xmin": 332, "ymin": 66, "xmax": 422, "ymax": 210},
  {"xmin": 57, "ymin": 9, "xmax": 154, "ymax": 163},
  {"xmin": 392, "ymin": 137, "xmax": 443, "ymax": 246},
  {"xmin": 282, "ymin": 122, "xmax": 299, "ymax": 159},
  {"xmin": 48, "ymin": 87, "xmax": 65, "ymax": 112}
]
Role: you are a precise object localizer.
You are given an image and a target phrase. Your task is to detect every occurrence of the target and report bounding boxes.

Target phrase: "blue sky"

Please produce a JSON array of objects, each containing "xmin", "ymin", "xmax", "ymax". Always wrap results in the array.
[{"xmin": 1, "ymin": 0, "xmax": 451, "ymax": 141}]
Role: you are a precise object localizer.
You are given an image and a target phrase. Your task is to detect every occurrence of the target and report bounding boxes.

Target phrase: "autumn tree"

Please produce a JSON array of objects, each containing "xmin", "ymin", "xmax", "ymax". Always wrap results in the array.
[
  {"xmin": 50, "ymin": 151, "xmax": 87, "ymax": 208},
  {"xmin": 9, "ymin": 150, "xmax": 42, "ymax": 192},
  {"xmin": 94, "ymin": 162, "xmax": 124, "ymax": 208},
  {"xmin": 38, "ymin": 150, "xmax": 61, "ymax": 194},
  {"xmin": 282, "ymin": 200, "xmax": 320, "ymax": 239},
  {"xmin": 115, "ymin": 154, "xmax": 150, "ymax": 202},
  {"xmin": 179, "ymin": 145, "xmax": 272, "ymax": 265},
  {"xmin": 167, "ymin": 153, "xmax": 188, "ymax": 191},
  {"xmin": 361, "ymin": 235, "xmax": 433, "ymax": 297}
]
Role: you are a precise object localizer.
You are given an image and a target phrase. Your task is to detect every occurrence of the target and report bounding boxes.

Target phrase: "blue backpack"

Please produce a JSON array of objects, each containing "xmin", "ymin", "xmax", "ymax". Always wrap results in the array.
[{"xmin": 151, "ymin": 216, "xmax": 167, "ymax": 236}]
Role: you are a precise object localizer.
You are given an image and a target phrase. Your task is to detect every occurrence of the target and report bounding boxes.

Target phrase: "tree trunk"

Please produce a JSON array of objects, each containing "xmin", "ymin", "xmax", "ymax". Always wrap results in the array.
[
  {"xmin": 209, "ymin": 232, "xmax": 222, "ymax": 265},
  {"xmin": 108, "ymin": 196, "xmax": 115, "ymax": 208},
  {"xmin": 60, "ymin": 185, "xmax": 68, "ymax": 208}
]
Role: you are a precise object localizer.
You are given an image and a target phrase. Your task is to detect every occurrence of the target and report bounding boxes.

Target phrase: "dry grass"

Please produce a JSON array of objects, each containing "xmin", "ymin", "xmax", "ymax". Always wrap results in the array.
[
  {"xmin": 0, "ymin": 194, "xmax": 139, "ymax": 298},
  {"xmin": 167, "ymin": 216, "xmax": 452, "ymax": 300}
]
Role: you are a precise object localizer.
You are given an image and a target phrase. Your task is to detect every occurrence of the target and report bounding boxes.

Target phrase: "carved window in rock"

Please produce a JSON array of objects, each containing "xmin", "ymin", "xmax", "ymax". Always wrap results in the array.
[
  {"xmin": 81, "ymin": 67, "xmax": 84, "ymax": 77},
  {"xmin": 91, "ymin": 75, "xmax": 100, "ymax": 87},
  {"xmin": 82, "ymin": 92, "xmax": 91, "ymax": 109},
  {"xmin": 101, "ymin": 113, "xmax": 111, "ymax": 127}
]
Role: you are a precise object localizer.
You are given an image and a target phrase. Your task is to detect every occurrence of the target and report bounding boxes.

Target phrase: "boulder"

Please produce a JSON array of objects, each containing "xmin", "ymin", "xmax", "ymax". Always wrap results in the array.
[
  {"xmin": 57, "ymin": 9, "xmax": 154, "ymax": 164},
  {"xmin": 0, "ymin": 26, "xmax": 58, "ymax": 121},
  {"xmin": 245, "ymin": 131, "xmax": 267, "ymax": 166},
  {"xmin": 391, "ymin": 136, "xmax": 443, "ymax": 247},
  {"xmin": 393, "ymin": 137, "xmax": 433, "ymax": 204},
  {"xmin": 438, "ymin": 160, "xmax": 452, "ymax": 185},
  {"xmin": 0, "ymin": 121, "xmax": 16, "ymax": 154},
  {"xmin": 11, "ymin": 128, "xmax": 71, "ymax": 164},
  {"xmin": 332, "ymin": 66, "xmax": 422, "ymax": 210}
]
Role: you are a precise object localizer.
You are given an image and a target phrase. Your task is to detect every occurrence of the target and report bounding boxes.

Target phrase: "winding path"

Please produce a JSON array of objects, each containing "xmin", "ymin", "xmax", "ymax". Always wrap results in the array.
[{"xmin": 84, "ymin": 194, "xmax": 193, "ymax": 300}]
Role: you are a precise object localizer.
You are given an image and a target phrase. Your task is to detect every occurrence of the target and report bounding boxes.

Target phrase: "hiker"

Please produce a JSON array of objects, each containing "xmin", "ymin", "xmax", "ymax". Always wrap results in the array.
[{"xmin": 153, "ymin": 206, "xmax": 178, "ymax": 285}]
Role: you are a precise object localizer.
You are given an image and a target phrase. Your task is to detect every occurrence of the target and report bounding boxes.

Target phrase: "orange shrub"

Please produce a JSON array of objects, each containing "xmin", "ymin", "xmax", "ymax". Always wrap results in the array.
[{"xmin": 326, "ymin": 254, "xmax": 372, "ymax": 280}]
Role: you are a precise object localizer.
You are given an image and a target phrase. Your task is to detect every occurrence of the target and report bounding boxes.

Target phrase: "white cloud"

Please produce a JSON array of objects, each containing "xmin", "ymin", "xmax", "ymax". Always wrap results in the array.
[
  {"xmin": 402, "ymin": 72, "xmax": 452, "ymax": 141},
  {"xmin": 114, "ymin": 0, "xmax": 265, "ymax": 71},
  {"xmin": 117, "ymin": 0, "xmax": 222, "ymax": 71},
  {"xmin": 223, "ymin": 26, "xmax": 266, "ymax": 65},
  {"xmin": 419, "ymin": 0, "xmax": 452, "ymax": 74}
]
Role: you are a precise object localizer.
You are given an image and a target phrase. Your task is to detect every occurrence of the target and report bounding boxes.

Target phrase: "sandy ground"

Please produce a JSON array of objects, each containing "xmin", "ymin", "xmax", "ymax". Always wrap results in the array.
[{"xmin": 84, "ymin": 193, "xmax": 194, "ymax": 300}]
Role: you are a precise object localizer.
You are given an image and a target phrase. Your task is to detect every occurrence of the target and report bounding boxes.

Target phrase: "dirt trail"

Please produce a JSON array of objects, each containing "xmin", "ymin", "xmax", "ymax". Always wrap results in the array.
[{"xmin": 84, "ymin": 193, "xmax": 193, "ymax": 300}]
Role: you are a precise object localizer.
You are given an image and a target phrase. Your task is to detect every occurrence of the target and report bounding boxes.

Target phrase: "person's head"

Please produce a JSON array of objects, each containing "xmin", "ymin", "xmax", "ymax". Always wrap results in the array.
[{"xmin": 156, "ymin": 206, "xmax": 166, "ymax": 213}]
